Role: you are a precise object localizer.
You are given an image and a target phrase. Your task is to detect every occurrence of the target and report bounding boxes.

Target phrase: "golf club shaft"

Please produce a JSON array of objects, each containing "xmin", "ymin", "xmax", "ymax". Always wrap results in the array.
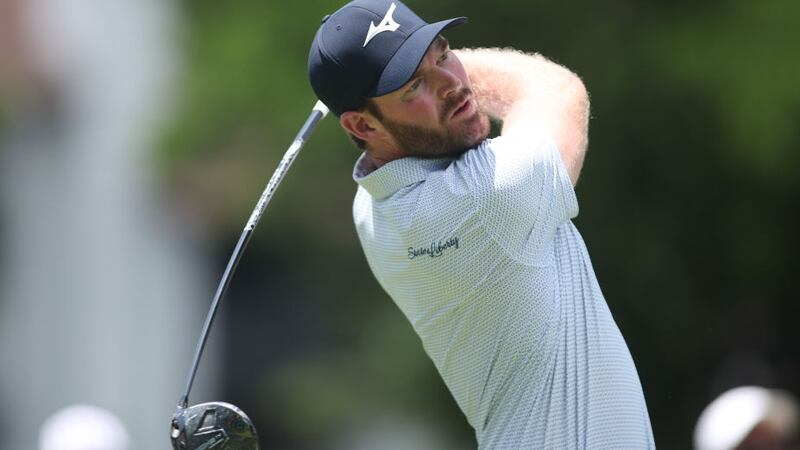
[{"xmin": 179, "ymin": 100, "xmax": 330, "ymax": 408}]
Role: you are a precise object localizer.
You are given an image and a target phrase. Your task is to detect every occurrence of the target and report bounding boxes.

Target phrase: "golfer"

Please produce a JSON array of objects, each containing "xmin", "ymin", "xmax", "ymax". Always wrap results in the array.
[{"xmin": 308, "ymin": 0, "xmax": 655, "ymax": 448}]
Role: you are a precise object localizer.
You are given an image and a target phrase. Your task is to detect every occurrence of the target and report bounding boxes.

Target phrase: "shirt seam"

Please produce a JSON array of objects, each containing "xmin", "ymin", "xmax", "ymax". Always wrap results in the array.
[{"xmin": 467, "ymin": 171, "xmax": 555, "ymax": 270}]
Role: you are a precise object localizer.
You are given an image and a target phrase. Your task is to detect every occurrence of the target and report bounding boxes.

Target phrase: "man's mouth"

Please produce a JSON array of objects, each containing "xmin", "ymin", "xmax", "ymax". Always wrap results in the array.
[{"xmin": 450, "ymin": 97, "xmax": 473, "ymax": 119}]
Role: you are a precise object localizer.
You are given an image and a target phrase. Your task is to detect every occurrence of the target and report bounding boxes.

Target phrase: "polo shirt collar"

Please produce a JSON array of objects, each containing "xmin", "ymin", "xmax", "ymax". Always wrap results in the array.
[{"xmin": 353, "ymin": 152, "xmax": 454, "ymax": 200}]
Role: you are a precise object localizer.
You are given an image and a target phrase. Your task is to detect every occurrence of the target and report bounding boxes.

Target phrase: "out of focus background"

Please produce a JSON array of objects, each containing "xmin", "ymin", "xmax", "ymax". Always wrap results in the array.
[{"xmin": 1, "ymin": 0, "xmax": 798, "ymax": 449}]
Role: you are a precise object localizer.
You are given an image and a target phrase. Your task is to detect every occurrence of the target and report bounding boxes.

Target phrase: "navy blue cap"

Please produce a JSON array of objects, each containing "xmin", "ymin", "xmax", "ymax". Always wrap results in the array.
[{"xmin": 308, "ymin": 0, "xmax": 467, "ymax": 116}]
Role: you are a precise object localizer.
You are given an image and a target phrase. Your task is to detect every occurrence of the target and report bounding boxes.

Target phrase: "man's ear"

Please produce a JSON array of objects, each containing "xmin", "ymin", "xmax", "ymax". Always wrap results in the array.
[{"xmin": 340, "ymin": 111, "xmax": 381, "ymax": 143}]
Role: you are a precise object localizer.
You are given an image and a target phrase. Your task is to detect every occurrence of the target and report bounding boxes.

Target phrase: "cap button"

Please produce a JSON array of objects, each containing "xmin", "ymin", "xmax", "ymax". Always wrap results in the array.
[{"xmin": 321, "ymin": 14, "xmax": 331, "ymax": 24}]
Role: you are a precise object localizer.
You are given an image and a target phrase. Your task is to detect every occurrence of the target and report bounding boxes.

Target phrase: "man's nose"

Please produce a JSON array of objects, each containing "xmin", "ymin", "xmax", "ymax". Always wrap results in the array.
[{"xmin": 437, "ymin": 68, "xmax": 462, "ymax": 99}]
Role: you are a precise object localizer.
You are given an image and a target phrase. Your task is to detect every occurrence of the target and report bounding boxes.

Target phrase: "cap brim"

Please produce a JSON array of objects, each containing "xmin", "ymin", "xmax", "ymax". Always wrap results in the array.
[{"xmin": 371, "ymin": 17, "xmax": 467, "ymax": 97}]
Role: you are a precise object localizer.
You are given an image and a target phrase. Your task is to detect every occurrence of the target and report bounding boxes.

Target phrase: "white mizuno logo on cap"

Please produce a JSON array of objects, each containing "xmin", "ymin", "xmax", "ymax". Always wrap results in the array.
[{"xmin": 363, "ymin": 3, "xmax": 400, "ymax": 47}]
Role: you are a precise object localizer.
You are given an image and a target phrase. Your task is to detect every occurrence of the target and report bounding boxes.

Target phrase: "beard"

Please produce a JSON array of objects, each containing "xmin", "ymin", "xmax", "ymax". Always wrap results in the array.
[{"xmin": 379, "ymin": 88, "xmax": 491, "ymax": 159}]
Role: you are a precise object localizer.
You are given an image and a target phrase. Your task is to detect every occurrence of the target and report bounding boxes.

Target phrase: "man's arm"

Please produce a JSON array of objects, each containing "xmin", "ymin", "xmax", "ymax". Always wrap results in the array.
[{"xmin": 454, "ymin": 48, "xmax": 590, "ymax": 185}]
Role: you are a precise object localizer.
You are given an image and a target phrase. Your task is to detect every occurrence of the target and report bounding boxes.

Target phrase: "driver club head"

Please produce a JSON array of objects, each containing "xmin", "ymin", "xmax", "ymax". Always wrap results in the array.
[{"xmin": 171, "ymin": 401, "xmax": 259, "ymax": 450}]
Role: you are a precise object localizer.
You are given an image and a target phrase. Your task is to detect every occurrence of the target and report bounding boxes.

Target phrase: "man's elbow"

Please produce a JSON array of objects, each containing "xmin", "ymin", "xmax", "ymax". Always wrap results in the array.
[
  {"xmin": 562, "ymin": 74, "xmax": 590, "ymax": 185},
  {"xmin": 568, "ymin": 71, "xmax": 590, "ymax": 132}
]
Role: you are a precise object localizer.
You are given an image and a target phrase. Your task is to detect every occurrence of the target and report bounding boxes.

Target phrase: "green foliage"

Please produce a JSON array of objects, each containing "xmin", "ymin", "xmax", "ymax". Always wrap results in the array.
[{"xmin": 647, "ymin": 0, "xmax": 800, "ymax": 184}]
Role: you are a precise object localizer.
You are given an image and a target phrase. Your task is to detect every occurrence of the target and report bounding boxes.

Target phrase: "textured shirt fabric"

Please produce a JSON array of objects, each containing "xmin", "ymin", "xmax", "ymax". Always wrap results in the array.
[{"xmin": 352, "ymin": 133, "xmax": 655, "ymax": 449}]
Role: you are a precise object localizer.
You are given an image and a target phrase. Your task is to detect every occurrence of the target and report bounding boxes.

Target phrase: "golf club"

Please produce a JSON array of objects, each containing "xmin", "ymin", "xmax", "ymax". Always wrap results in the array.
[{"xmin": 170, "ymin": 100, "xmax": 330, "ymax": 450}]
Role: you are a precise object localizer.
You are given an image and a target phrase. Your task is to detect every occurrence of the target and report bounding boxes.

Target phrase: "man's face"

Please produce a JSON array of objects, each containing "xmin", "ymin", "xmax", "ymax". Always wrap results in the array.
[{"xmin": 370, "ymin": 36, "xmax": 490, "ymax": 158}]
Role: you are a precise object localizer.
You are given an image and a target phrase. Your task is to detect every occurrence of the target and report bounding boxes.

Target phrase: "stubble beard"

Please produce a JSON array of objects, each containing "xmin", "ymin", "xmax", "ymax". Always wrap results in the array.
[{"xmin": 381, "ymin": 88, "xmax": 491, "ymax": 159}]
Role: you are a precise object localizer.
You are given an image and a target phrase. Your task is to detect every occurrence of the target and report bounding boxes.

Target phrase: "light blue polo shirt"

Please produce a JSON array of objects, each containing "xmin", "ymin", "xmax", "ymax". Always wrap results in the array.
[{"xmin": 352, "ymin": 133, "xmax": 655, "ymax": 449}]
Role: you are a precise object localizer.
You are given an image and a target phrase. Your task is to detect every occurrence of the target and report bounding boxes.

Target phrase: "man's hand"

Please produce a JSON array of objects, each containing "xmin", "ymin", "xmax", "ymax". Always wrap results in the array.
[{"xmin": 454, "ymin": 48, "xmax": 590, "ymax": 185}]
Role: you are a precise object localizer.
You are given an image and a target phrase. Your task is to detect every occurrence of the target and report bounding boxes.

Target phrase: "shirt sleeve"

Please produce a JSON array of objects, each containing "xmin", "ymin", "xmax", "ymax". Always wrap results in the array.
[{"xmin": 455, "ymin": 133, "xmax": 579, "ymax": 264}]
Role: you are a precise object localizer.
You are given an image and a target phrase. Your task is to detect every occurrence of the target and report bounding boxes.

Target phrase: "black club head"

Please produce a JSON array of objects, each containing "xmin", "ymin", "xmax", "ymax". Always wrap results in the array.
[{"xmin": 171, "ymin": 402, "xmax": 258, "ymax": 450}]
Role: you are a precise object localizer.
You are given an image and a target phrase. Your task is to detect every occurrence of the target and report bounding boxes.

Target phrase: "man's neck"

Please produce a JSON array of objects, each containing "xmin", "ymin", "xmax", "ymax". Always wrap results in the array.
[
  {"xmin": 364, "ymin": 143, "xmax": 407, "ymax": 169},
  {"xmin": 364, "ymin": 152, "xmax": 391, "ymax": 169}
]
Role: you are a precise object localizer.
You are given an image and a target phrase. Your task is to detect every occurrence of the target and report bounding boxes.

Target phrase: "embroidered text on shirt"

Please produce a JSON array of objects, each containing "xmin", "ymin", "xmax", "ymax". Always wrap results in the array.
[{"xmin": 408, "ymin": 237, "xmax": 460, "ymax": 260}]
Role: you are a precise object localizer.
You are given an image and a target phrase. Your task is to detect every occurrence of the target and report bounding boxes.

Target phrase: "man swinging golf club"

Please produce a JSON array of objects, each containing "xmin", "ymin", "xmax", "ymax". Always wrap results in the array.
[
  {"xmin": 308, "ymin": 0, "xmax": 656, "ymax": 448},
  {"xmin": 171, "ymin": 0, "xmax": 656, "ymax": 448}
]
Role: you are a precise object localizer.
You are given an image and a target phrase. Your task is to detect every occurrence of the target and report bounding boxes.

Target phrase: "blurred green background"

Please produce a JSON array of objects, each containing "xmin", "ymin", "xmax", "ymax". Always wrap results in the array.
[
  {"xmin": 159, "ymin": 0, "xmax": 800, "ymax": 448},
  {"xmin": 3, "ymin": 0, "xmax": 798, "ymax": 448}
]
